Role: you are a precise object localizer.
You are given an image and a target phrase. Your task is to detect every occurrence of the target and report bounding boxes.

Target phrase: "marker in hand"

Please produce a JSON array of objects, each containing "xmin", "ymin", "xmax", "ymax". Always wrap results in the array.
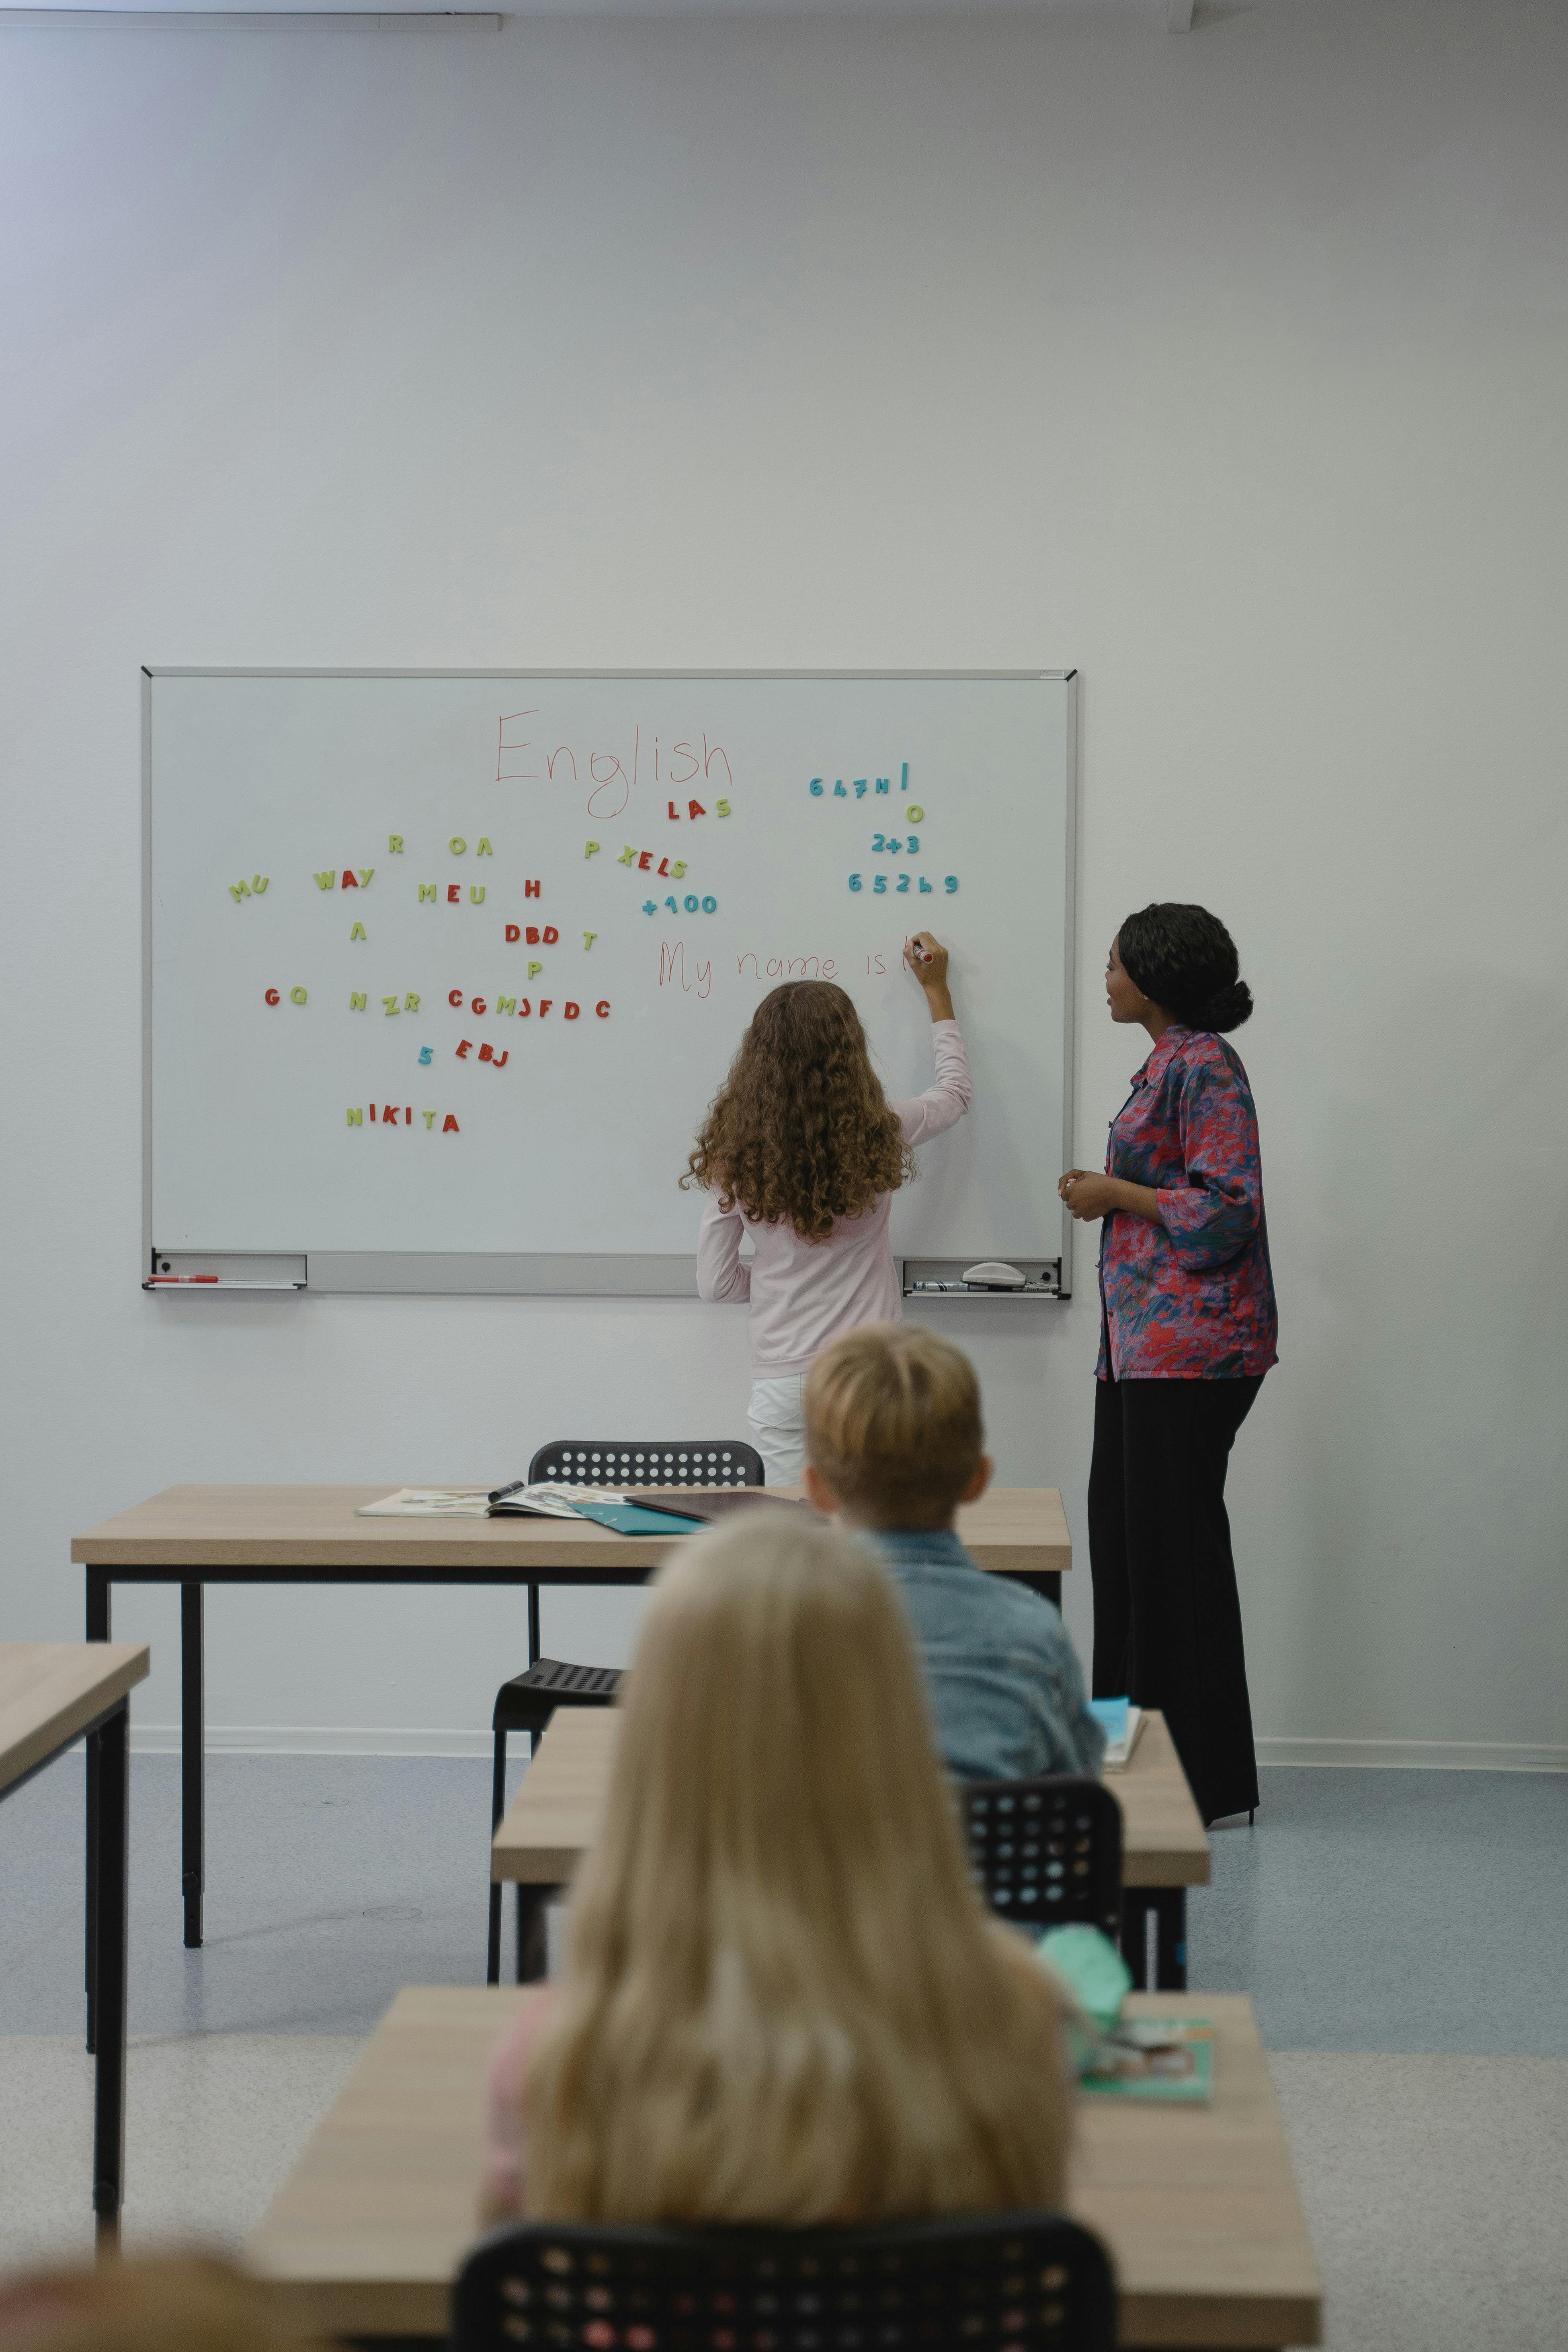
[{"xmin": 906, "ymin": 935, "xmax": 934, "ymax": 964}]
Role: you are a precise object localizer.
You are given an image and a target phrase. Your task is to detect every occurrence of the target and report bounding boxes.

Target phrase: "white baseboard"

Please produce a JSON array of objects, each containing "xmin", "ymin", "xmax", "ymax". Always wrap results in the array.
[
  {"xmin": 128, "ymin": 1723, "xmax": 494, "ymax": 1758},
  {"xmin": 111, "ymin": 1726, "xmax": 1568, "ymax": 1770},
  {"xmin": 1254, "ymin": 1735, "xmax": 1568, "ymax": 1772}
]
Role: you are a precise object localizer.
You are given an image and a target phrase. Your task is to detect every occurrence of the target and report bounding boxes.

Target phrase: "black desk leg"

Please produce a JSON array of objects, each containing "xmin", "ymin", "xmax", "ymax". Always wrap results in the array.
[
  {"xmin": 93, "ymin": 1699, "xmax": 129, "ymax": 2250},
  {"xmin": 85, "ymin": 1571, "xmax": 111, "ymax": 2053},
  {"xmin": 1118, "ymin": 1895, "xmax": 1149, "ymax": 1992},
  {"xmin": 515, "ymin": 1884, "xmax": 554, "ymax": 1984},
  {"xmin": 527, "ymin": 1583, "xmax": 541, "ymax": 1667},
  {"xmin": 182, "ymin": 1584, "xmax": 204, "ymax": 1948},
  {"xmin": 1153, "ymin": 1887, "xmax": 1187, "ymax": 1991}
]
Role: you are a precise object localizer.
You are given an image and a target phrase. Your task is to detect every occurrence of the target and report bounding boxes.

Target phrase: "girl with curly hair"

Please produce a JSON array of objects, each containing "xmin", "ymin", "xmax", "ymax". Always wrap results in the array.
[{"xmin": 685, "ymin": 933, "xmax": 969, "ymax": 1483}]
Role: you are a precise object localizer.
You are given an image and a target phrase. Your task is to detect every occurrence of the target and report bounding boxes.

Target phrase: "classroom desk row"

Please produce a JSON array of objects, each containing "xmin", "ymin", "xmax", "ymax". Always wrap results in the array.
[
  {"xmin": 246, "ymin": 1985, "xmax": 1324, "ymax": 2349},
  {"xmin": 492, "ymin": 1704, "xmax": 1210, "ymax": 1993},
  {"xmin": 0, "ymin": 1640, "xmax": 149, "ymax": 2245},
  {"xmin": 72, "ymin": 1482, "xmax": 1073, "ymax": 1949}
]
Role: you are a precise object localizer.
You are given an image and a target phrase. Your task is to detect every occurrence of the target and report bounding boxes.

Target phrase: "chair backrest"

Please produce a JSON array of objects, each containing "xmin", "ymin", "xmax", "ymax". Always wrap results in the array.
[
  {"xmin": 961, "ymin": 1775, "xmax": 1123, "ymax": 1941},
  {"xmin": 528, "ymin": 1439, "xmax": 765, "ymax": 1489},
  {"xmin": 453, "ymin": 2211, "xmax": 1116, "ymax": 2351}
]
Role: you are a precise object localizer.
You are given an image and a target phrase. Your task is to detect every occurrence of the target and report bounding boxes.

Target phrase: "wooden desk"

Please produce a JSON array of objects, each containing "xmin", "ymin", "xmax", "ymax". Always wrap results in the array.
[
  {"xmin": 72, "ymin": 1484, "xmax": 1069, "ymax": 1950},
  {"xmin": 491, "ymin": 1704, "xmax": 1209, "ymax": 1992},
  {"xmin": 0, "ymin": 1641, "xmax": 150, "ymax": 2247},
  {"xmin": 246, "ymin": 1985, "xmax": 1321, "ymax": 2349}
]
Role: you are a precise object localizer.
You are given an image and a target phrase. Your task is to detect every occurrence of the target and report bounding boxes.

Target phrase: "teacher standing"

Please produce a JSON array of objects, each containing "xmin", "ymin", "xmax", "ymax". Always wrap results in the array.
[{"xmin": 1059, "ymin": 904, "xmax": 1277, "ymax": 1828}]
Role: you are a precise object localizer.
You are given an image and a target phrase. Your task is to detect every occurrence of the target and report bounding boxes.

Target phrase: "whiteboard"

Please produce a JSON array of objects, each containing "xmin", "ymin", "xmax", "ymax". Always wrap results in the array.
[{"xmin": 143, "ymin": 672, "xmax": 1077, "ymax": 1294}]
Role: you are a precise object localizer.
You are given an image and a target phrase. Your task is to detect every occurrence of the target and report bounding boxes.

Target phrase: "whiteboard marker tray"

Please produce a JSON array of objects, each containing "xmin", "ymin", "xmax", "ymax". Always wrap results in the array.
[
  {"xmin": 146, "ymin": 1253, "xmax": 307, "ymax": 1291},
  {"xmin": 902, "ymin": 1257, "xmax": 1065, "ymax": 1301}
]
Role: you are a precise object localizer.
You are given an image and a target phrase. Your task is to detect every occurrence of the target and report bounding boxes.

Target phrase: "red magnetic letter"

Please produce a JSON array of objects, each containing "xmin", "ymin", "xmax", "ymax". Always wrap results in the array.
[
  {"xmin": 456, "ymin": 1039, "xmax": 473, "ymax": 1058},
  {"xmin": 539, "ymin": 1000, "xmax": 553, "ymax": 1017},
  {"xmin": 596, "ymin": 1001, "xmax": 611, "ymax": 1017},
  {"xmin": 492, "ymin": 1050, "xmax": 508, "ymax": 1068},
  {"xmin": 564, "ymin": 1002, "xmax": 580, "ymax": 1019},
  {"xmin": 637, "ymin": 851, "xmax": 652, "ymax": 870},
  {"xmin": 519, "ymin": 999, "xmax": 531, "ymax": 1016},
  {"xmin": 688, "ymin": 801, "xmax": 706, "ymax": 819},
  {"xmin": 525, "ymin": 926, "xmax": 539, "ymax": 945},
  {"xmin": 542, "ymin": 926, "xmax": 559, "ymax": 945},
  {"xmin": 505, "ymin": 923, "xmax": 520, "ymax": 943},
  {"xmin": 471, "ymin": 998, "xmax": 486, "ymax": 1015},
  {"xmin": 524, "ymin": 880, "xmax": 540, "ymax": 898},
  {"xmin": 478, "ymin": 1042, "xmax": 494, "ymax": 1062},
  {"xmin": 443, "ymin": 1114, "xmax": 459, "ymax": 1133},
  {"xmin": 449, "ymin": 990, "xmax": 463, "ymax": 1007},
  {"xmin": 341, "ymin": 870, "xmax": 358, "ymax": 889},
  {"xmin": 668, "ymin": 801, "xmax": 680, "ymax": 820},
  {"xmin": 447, "ymin": 884, "xmax": 460, "ymax": 902},
  {"xmin": 264, "ymin": 988, "xmax": 280, "ymax": 1005}
]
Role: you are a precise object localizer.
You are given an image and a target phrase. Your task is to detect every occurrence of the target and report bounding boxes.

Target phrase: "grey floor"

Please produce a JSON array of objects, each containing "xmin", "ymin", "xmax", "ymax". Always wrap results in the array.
[{"xmin": 4, "ymin": 1757, "xmax": 1568, "ymax": 2346}]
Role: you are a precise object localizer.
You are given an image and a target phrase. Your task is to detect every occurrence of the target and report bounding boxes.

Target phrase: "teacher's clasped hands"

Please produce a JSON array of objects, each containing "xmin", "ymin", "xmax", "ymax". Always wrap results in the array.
[{"xmin": 1060, "ymin": 905, "xmax": 1277, "ymax": 1829}]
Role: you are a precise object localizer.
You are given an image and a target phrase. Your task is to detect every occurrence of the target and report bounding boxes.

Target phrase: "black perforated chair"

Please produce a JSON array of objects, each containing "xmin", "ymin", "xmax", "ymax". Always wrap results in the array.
[
  {"xmin": 486, "ymin": 1439, "xmax": 765, "ymax": 1984},
  {"xmin": 452, "ymin": 2211, "xmax": 1116, "ymax": 2352},
  {"xmin": 961, "ymin": 1775, "xmax": 1123, "ymax": 1942}
]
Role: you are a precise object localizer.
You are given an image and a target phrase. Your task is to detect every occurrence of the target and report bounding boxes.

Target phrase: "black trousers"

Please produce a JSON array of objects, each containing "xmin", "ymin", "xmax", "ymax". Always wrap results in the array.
[{"xmin": 1088, "ymin": 1373, "xmax": 1262, "ymax": 1827}]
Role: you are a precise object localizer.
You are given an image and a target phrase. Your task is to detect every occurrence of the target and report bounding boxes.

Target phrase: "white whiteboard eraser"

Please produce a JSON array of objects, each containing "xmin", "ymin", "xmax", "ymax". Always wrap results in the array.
[{"xmin": 962, "ymin": 1260, "xmax": 1027, "ymax": 1290}]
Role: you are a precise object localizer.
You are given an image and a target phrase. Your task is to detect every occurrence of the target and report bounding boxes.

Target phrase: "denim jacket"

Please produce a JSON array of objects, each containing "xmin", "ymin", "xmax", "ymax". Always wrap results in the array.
[{"xmin": 864, "ymin": 1527, "xmax": 1107, "ymax": 1785}]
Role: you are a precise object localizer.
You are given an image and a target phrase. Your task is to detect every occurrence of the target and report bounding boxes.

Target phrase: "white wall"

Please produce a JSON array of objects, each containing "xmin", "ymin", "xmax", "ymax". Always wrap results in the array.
[{"xmin": 3, "ymin": 0, "xmax": 1565, "ymax": 1763}]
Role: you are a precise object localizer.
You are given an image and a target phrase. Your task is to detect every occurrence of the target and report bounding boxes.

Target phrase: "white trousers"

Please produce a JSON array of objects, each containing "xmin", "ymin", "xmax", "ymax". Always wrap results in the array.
[{"xmin": 747, "ymin": 1374, "xmax": 809, "ymax": 1489}]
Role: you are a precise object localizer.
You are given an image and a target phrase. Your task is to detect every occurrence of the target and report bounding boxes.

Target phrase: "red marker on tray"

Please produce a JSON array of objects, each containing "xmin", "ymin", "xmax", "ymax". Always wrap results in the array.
[{"xmin": 148, "ymin": 1275, "xmax": 219, "ymax": 1284}]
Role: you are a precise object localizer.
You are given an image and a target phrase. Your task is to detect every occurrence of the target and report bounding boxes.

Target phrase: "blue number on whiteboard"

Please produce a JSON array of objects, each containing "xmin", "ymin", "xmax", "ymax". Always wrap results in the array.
[
  {"xmin": 849, "ymin": 873, "xmax": 862, "ymax": 892},
  {"xmin": 871, "ymin": 833, "xmax": 885, "ymax": 853},
  {"xmin": 906, "ymin": 834, "xmax": 919, "ymax": 854},
  {"xmin": 809, "ymin": 778, "xmax": 824, "ymax": 796},
  {"xmin": 944, "ymin": 875, "xmax": 959, "ymax": 893},
  {"xmin": 873, "ymin": 874, "xmax": 887, "ymax": 893},
  {"xmin": 666, "ymin": 896, "xmax": 679, "ymax": 913},
  {"xmin": 919, "ymin": 876, "xmax": 934, "ymax": 893},
  {"xmin": 896, "ymin": 874, "xmax": 910, "ymax": 892},
  {"xmin": 701, "ymin": 896, "xmax": 717, "ymax": 913},
  {"xmin": 684, "ymin": 894, "xmax": 699, "ymax": 912}
]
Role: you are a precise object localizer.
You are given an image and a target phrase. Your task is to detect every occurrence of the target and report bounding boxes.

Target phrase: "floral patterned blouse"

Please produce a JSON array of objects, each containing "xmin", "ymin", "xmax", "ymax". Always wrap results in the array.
[{"xmin": 1096, "ymin": 1025, "xmax": 1278, "ymax": 1381}]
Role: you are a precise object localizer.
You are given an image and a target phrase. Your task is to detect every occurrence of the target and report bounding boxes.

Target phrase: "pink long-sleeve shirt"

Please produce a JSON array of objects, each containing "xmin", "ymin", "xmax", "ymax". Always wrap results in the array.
[{"xmin": 696, "ymin": 1020, "xmax": 972, "ymax": 1376}]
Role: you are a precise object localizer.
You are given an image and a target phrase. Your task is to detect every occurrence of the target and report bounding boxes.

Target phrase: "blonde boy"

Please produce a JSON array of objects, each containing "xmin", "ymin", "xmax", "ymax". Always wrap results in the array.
[{"xmin": 804, "ymin": 1325, "xmax": 1104, "ymax": 1784}]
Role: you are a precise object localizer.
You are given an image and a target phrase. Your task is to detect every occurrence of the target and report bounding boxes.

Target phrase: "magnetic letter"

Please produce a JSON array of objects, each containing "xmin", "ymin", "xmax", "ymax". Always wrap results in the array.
[
  {"xmin": 449, "ymin": 837, "xmax": 466, "ymax": 855},
  {"xmin": 350, "ymin": 922, "xmax": 366, "ymax": 941},
  {"xmin": 478, "ymin": 1042, "xmax": 494, "ymax": 1062},
  {"xmin": 404, "ymin": 992, "xmax": 420, "ymax": 1012},
  {"xmin": 527, "ymin": 960, "xmax": 543, "ymax": 980},
  {"xmin": 668, "ymin": 801, "xmax": 680, "ymax": 820},
  {"xmin": 350, "ymin": 992, "xmax": 367, "ymax": 1011},
  {"xmin": 670, "ymin": 860, "xmax": 688, "ymax": 880},
  {"xmin": 564, "ymin": 1002, "xmax": 580, "ymax": 1019},
  {"xmin": 456, "ymin": 1039, "xmax": 473, "ymax": 1058},
  {"xmin": 495, "ymin": 996, "xmax": 516, "ymax": 1016},
  {"xmin": 383, "ymin": 995, "xmax": 400, "ymax": 1015},
  {"xmin": 687, "ymin": 801, "xmax": 706, "ymax": 820},
  {"xmin": 388, "ymin": 835, "xmax": 404, "ymax": 853},
  {"xmin": 582, "ymin": 931, "xmax": 596, "ymax": 950},
  {"xmin": 715, "ymin": 800, "xmax": 731, "ymax": 817},
  {"xmin": 229, "ymin": 881, "xmax": 251, "ymax": 901},
  {"xmin": 314, "ymin": 871, "xmax": 335, "ymax": 890},
  {"xmin": 418, "ymin": 883, "xmax": 437, "ymax": 902},
  {"xmin": 584, "ymin": 841, "xmax": 600, "ymax": 859},
  {"xmin": 524, "ymin": 880, "xmax": 540, "ymax": 898},
  {"xmin": 638, "ymin": 851, "xmax": 652, "ymax": 870},
  {"xmin": 471, "ymin": 998, "xmax": 486, "ymax": 1015},
  {"xmin": 875, "ymin": 778, "xmax": 890, "ymax": 795},
  {"xmin": 449, "ymin": 990, "xmax": 463, "ymax": 1007},
  {"xmin": 519, "ymin": 999, "xmax": 531, "ymax": 1016},
  {"xmin": 596, "ymin": 1001, "xmax": 611, "ymax": 1017},
  {"xmin": 476, "ymin": 837, "xmax": 493, "ymax": 856},
  {"xmin": 447, "ymin": 885, "xmax": 460, "ymax": 902},
  {"xmin": 422, "ymin": 1109, "xmax": 435, "ymax": 1127},
  {"xmin": 341, "ymin": 870, "xmax": 358, "ymax": 888},
  {"xmin": 658, "ymin": 859, "xmax": 669, "ymax": 877},
  {"xmin": 264, "ymin": 988, "xmax": 280, "ymax": 1005},
  {"xmin": 492, "ymin": 1050, "xmax": 508, "ymax": 1069},
  {"xmin": 470, "ymin": 886, "xmax": 486, "ymax": 904},
  {"xmin": 617, "ymin": 846, "xmax": 636, "ymax": 867},
  {"xmin": 358, "ymin": 869, "xmax": 373, "ymax": 887},
  {"xmin": 525, "ymin": 927, "xmax": 539, "ymax": 945},
  {"xmin": 539, "ymin": 1000, "xmax": 553, "ymax": 1017},
  {"xmin": 443, "ymin": 1115, "xmax": 459, "ymax": 1133},
  {"xmin": 346, "ymin": 1107, "xmax": 363, "ymax": 1125},
  {"xmin": 542, "ymin": 926, "xmax": 559, "ymax": 945},
  {"xmin": 290, "ymin": 987, "xmax": 307, "ymax": 1005},
  {"xmin": 505, "ymin": 924, "xmax": 520, "ymax": 942}
]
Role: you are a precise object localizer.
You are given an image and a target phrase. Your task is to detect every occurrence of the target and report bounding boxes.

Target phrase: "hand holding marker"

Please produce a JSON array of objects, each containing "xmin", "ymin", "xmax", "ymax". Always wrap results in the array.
[{"xmin": 903, "ymin": 932, "xmax": 954, "ymax": 1023}]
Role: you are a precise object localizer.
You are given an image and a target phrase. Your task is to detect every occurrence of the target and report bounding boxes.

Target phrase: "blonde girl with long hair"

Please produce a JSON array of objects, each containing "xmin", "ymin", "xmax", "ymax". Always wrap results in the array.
[
  {"xmin": 482, "ymin": 1517, "xmax": 1070, "ymax": 2226},
  {"xmin": 685, "ymin": 934, "xmax": 970, "ymax": 1487}
]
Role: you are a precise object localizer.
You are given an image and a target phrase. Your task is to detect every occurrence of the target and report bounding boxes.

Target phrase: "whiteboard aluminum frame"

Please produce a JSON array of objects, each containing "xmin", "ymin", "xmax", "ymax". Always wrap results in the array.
[{"xmin": 141, "ymin": 667, "xmax": 1078, "ymax": 1298}]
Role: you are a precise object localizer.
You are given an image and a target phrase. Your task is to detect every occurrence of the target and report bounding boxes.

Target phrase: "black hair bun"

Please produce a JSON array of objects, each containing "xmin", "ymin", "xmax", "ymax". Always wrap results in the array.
[{"xmin": 1191, "ymin": 978, "xmax": 1253, "ymax": 1033}]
